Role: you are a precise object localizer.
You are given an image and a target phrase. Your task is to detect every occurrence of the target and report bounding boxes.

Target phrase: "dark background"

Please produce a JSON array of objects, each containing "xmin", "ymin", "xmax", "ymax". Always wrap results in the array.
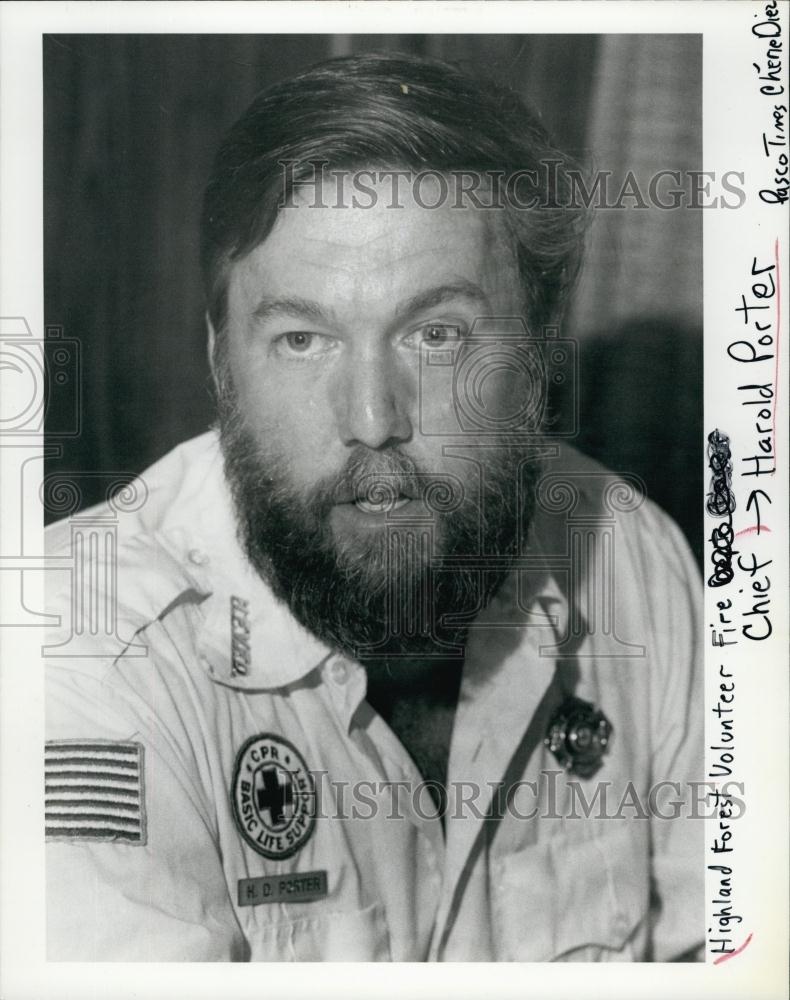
[{"xmin": 44, "ymin": 34, "xmax": 703, "ymax": 564}]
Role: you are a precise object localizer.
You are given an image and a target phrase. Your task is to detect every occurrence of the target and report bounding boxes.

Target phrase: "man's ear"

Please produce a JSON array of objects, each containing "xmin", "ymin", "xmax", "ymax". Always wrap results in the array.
[{"xmin": 206, "ymin": 313, "xmax": 218, "ymax": 385}]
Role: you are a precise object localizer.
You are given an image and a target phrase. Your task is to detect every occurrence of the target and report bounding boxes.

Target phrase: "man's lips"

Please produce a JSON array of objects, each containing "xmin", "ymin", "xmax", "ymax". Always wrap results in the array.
[
  {"xmin": 330, "ymin": 491, "xmax": 422, "ymax": 524},
  {"xmin": 332, "ymin": 482, "xmax": 421, "ymax": 506},
  {"xmin": 354, "ymin": 495, "xmax": 412, "ymax": 514}
]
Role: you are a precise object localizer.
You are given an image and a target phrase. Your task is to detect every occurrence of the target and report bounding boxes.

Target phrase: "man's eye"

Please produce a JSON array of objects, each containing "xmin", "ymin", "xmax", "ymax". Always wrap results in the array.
[
  {"xmin": 275, "ymin": 331, "xmax": 334, "ymax": 358},
  {"xmin": 285, "ymin": 331, "xmax": 314, "ymax": 352},
  {"xmin": 420, "ymin": 324, "xmax": 462, "ymax": 345}
]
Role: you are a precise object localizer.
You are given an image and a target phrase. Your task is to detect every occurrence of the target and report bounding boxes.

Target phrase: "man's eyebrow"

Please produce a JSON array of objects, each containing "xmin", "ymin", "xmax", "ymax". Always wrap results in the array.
[
  {"xmin": 252, "ymin": 295, "xmax": 335, "ymax": 324},
  {"xmin": 395, "ymin": 280, "xmax": 490, "ymax": 319},
  {"xmin": 251, "ymin": 281, "xmax": 490, "ymax": 326}
]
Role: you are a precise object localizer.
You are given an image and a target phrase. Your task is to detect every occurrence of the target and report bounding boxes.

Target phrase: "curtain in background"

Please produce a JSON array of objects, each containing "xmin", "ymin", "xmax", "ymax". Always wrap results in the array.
[
  {"xmin": 44, "ymin": 34, "xmax": 702, "ymax": 561},
  {"xmin": 570, "ymin": 34, "xmax": 702, "ymax": 335},
  {"xmin": 557, "ymin": 34, "xmax": 703, "ymax": 563}
]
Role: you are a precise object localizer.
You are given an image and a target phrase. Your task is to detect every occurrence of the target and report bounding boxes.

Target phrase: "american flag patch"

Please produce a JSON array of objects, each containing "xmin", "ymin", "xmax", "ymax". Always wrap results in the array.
[{"xmin": 45, "ymin": 740, "xmax": 146, "ymax": 844}]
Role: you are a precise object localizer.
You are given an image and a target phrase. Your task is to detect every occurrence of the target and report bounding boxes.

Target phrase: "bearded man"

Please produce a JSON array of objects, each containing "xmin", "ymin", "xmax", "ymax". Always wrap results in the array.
[{"xmin": 45, "ymin": 52, "xmax": 704, "ymax": 962}]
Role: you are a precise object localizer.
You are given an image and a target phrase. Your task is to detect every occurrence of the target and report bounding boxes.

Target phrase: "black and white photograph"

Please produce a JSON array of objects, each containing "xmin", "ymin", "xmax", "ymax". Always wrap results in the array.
[{"xmin": 0, "ymin": 2, "xmax": 787, "ymax": 996}]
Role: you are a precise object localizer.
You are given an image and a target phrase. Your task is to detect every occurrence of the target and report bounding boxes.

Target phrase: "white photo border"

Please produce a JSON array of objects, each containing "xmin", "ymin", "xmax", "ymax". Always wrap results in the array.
[{"xmin": 0, "ymin": 2, "xmax": 787, "ymax": 997}]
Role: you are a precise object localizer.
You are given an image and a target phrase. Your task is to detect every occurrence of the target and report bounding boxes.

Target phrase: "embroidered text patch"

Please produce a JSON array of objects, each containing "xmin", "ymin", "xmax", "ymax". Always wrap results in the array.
[{"xmin": 238, "ymin": 869, "xmax": 328, "ymax": 907}]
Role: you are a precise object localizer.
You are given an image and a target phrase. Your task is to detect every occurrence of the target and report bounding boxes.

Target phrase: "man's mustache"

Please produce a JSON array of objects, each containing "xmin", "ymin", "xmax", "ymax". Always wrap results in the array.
[
  {"xmin": 309, "ymin": 447, "xmax": 463, "ymax": 513},
  {"xmin": 321, "ymin": 448, "xmax": 425, "ymax": 506}
]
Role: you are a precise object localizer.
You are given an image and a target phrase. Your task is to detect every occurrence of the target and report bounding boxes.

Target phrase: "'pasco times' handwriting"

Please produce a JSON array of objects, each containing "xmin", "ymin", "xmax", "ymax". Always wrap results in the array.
[{"xmin": 753, "ymin": 0, "xmax": 788, "ymax": 205}]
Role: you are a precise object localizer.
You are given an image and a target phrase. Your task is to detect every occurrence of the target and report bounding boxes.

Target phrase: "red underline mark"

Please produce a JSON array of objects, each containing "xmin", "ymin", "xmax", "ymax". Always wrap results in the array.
[
  {"xmin": 734, "ymin": 525, "xmax": 772, "ymax": 538},
  {"xmin": 714, "ymin": 931, "xmax": 753, "ymax": 965},
  {"xmin": 773, "ymin": 238, "xmax": 780, "ymax": 466}
]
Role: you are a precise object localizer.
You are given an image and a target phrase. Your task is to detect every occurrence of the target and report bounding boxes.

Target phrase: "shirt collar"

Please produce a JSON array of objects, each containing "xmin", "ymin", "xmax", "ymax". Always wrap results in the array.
[{"xmin": 146, "ymin": 431, "xmax": 333, "ymax": 690}]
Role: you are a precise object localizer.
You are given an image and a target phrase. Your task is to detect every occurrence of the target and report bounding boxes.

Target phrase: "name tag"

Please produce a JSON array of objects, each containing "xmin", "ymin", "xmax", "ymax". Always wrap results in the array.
[{"xmin": 238, "ymin": 869, "xmax": 328, "ymax": 907}]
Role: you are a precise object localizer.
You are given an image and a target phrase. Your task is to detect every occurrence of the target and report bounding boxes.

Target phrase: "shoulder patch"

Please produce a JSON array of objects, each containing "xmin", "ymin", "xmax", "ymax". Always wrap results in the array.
[
  {"xmin": 231, "ymin": 733, "xmax": 316, "ymax": 860},
  {"xmin": 45, "ymin": 740, "xmax": 146, "ymax": 845}
]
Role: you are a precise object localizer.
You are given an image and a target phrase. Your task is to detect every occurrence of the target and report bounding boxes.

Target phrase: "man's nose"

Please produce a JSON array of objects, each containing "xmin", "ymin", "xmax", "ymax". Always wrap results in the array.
[{"xmin": 335, "ymin": 348, "xmax": 413, "ymax": 450}]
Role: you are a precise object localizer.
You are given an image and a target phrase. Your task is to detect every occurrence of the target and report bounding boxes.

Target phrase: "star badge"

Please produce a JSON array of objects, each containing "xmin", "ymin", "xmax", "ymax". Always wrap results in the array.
[{"xmin": 544, "ymin": 695, "xmax": 612, "ymax": 778}]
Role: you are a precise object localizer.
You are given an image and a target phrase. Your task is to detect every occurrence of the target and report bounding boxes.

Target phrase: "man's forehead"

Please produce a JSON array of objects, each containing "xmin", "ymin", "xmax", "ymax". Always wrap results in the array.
[
  {"xmin": 231, "ymin": 172, "xmax": 517, "ymax": 299},
  {"xmin": 286, "ymin": 171, "xmax": 502, "ymax": 244}
]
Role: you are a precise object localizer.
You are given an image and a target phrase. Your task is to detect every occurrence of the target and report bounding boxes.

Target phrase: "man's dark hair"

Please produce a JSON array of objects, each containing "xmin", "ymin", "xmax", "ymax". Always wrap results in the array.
[{"xmin": 200, "ymin": 51, "xmax": 587, "ymax": 336}]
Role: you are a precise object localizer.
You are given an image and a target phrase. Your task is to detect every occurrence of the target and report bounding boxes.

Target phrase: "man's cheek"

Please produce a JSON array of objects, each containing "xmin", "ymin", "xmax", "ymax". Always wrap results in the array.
[
  {"xmin": 415, "ymin": 368, "xmax": 463, "ymax": 437},
  {"xmin": 420, "ymin": 341, "xmax": 542, "ymax": 439},
  {"xmin": 234, "ymin": 386, "xmax": 330, "ymax": 471}
]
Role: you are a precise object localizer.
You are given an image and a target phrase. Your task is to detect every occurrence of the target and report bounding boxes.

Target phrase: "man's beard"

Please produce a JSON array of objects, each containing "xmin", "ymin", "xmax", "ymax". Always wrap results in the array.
[{"xmin": 215, "ymin": 354, "xmax": 542, "ymax": 664}]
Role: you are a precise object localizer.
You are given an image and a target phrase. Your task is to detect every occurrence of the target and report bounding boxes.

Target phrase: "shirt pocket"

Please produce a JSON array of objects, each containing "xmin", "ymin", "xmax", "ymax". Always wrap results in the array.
[
  {"xmin": 493, "ymin": 824, "xmax": 649, "ymax": 961},
  {"xmin": 249, "ymin": 901, "xmax": 391, "ymax": 961}
]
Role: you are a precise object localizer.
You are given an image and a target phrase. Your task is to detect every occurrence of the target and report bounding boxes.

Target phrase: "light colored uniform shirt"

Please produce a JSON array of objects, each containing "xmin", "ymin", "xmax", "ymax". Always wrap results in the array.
[{"xmin": 45, "ymin": 431, "xmax": 703, "ymax": 961}]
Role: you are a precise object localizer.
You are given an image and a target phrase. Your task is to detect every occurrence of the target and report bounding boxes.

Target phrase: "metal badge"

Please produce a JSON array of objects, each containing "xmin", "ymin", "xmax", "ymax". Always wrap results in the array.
[{"xmin": 544, "ymin": 695, "xmax": 612, "ymax": 778}]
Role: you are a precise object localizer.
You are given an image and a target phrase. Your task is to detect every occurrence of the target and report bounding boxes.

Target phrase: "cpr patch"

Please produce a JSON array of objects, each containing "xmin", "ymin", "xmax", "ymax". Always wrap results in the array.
[{"xmin": 231, "ymin": 733, "xmax": 316, "ymax": 860}]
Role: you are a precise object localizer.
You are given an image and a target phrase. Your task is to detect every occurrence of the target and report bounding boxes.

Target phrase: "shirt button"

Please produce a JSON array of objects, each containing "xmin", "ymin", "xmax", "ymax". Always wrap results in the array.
[
  {"xmin": 614, "ymin": 910, "xmax": 630, "ymax": 935},
  {"xmin": 330, "ymin": 659, "xmax": 349, "ymax": 684},
  {"xmin": 188, "ymin": 548, "xmax": 209, "ymax": 567}
]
